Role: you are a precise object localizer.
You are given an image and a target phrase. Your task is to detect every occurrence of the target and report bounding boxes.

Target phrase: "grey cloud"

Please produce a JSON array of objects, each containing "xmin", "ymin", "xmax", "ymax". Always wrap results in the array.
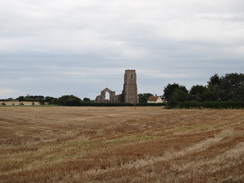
[{"xmin": 0, "ymin": 0, "xmax": 244, "ymax": 99}]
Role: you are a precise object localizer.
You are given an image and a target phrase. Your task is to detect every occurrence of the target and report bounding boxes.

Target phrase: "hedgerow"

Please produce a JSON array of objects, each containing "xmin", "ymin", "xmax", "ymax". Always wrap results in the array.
[{"xmin": 179, "ymin": 101, "xmax": 244, "ymax": 109}]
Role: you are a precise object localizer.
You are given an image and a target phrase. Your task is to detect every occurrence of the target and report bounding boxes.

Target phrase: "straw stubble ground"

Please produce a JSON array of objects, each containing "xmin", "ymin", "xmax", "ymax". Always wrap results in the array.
[{"xmin": 0, "ymin": 107, "xmax": 243, "ymax": 183}]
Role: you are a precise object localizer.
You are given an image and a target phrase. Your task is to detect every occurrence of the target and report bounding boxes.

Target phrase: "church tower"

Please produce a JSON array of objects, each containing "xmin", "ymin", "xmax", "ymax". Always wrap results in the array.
[{"xmin": 122, "ymin": 70, "xmax": 138, "ymax": 104}]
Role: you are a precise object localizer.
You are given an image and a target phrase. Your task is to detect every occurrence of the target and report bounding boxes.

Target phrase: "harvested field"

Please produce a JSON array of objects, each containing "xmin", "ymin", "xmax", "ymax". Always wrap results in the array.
[{"xmin": 0, "ymin": 107, "xmax": 243, "ymax": 183}]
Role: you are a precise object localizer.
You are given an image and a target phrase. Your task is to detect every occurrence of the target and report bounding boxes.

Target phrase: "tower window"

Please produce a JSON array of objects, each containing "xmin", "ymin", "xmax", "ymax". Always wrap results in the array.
[{"xmin": 131, "ymin": 74, "xmax": 133, "ymax": 79}]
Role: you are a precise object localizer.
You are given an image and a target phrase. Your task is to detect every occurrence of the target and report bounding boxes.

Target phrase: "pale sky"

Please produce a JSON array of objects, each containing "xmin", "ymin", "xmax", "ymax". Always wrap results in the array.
[{"xmin": 1, "ymin": 0, "xmax": 244, "ymax": 99}]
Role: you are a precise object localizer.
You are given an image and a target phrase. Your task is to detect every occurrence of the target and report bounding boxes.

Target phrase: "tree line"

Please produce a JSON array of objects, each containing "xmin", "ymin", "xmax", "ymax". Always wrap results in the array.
[
  {"xmin": 0, "ymin": 95, "xmax": 93, "ymax": 106},
  {"xmin": 1, "ymin": 73, "xmax": 243, "ymax": 108},
  {"xmin": 163, "ymin": 73, "xmax": 244, "ymax": 108}
]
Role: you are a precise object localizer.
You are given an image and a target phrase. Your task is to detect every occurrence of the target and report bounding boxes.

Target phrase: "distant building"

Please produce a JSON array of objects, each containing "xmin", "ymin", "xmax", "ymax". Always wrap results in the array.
[
  {"xmin": 95, "ymin": 70, "xmax": 138, "ymax": 104},
  {"xmin": 147, "ymin": 96, "xmax": 164, "ymax": 104}
]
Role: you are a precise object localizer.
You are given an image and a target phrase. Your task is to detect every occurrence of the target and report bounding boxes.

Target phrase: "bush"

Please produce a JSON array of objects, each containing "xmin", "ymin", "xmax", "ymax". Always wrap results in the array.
[
  {"xmin": 179, "ymin": 101, "xmax": 200, "ymax": 108},
  {"xmin": 57, "ymin": 95, "xmax": 82, "ymax": 106}
]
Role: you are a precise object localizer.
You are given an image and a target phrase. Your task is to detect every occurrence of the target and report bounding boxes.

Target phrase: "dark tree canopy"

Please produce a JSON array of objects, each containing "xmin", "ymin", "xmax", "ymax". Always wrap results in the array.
[
  {"xmin": 17, "ymin": 95, "xmax": 45, "ymax": 102},
  {"xmin": 219, "ymin": 73, "xmax": 244, "ymax": 101},
  {"xmin": 208, "ymin": 74, "xmax": 221, "ymax": 86},
  {"xmin": 57, "ymin": 95, "xmax": 82, "ymax": 106},
  {"xmin": 138, "ymin": 93, "xmax": 153, "ymax": 103},
  {"xmin": 163, "ymin": 83, "xmax": 180, "ymax": 103},
  {"xmin": 172, "ymin": 86, "xmax": 189, "ymax": 104},
  {"xmin": 163, "ymin": 83, "xmax": 189, "ymax": 106},
  {"xmin": 163, "ymin": 73, "xmax": 243, "ymax": 107},
  {"xmin": 207, "ymin": 73, "xmax": 244, "ymax": 101},
  {"xmin": 83, "ymin": 97, "xmax": 91, "ymax": 102},
  {"xmin": 44, "ymin": 96, "xmax": 57, "ymax": 105},
  {"xmin": 190, "ymin": 85, "xmax": 207, "ymax": 102}
]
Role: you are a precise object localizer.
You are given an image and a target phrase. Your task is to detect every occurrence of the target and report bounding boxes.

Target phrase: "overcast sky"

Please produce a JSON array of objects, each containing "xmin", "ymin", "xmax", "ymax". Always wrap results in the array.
[{"xmin": 1, "ymin": 0, "xmax": 244, "ymax": 99}]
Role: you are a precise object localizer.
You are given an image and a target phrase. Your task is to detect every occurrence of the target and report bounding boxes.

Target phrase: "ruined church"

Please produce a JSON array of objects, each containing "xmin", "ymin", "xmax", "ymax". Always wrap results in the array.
[{"xmin": 95, "ymin": 70, "xmax": 138, "ymax": 104}]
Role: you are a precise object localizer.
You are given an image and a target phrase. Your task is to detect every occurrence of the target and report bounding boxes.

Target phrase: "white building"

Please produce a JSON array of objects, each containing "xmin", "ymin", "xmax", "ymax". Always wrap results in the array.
[{"xmin": 147, "ymin": 96, "xmax": 164, "ymax": 103}]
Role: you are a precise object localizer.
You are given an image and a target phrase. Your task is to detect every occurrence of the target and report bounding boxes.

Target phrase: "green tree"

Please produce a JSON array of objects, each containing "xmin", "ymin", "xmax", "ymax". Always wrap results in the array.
[
  {"xmin": 138, "ymin": 93, "xmax": 153, "ymax": 103},
  {"xmin": 190, "ymin": 85, "xmax": 207, "ymax": 102},
  {"xmin": 164, "ymin": 83, "xmax": 189, "ymax": 107},
  {"xmin": 83, "ymin": 97, "xmax": 91, "ymax": 102},
  {"xmin": 202, "ymin": 85, "xmax": 219, "ymax": 101},
  {"xmin": 207, "ymin": 73, "xmax": 244, "ymax": 101},
  {"xmin": 218, "ymin": 73, "xmax": 244, "ymax": 101},
  {"xmin": 208, "ymin": 73, "xmax": 221, "ymax": 86},
  {"xmin": 163, "ymin": 83, "xmax": 180, "ymax": 104},
  {"xmin": 45, "ymin": 96, "xmax": 57, "ymax": 104},
  {"xmin": 57, "ymin": 95, "xmax": 82, "ymax": 106},
  {"xmin": 172, "ymin": 86, "xmax": 189, "ymax": 105},
  {"xmin": 17, "ymin": 96, "xmax": 25, "ymax": 101}
]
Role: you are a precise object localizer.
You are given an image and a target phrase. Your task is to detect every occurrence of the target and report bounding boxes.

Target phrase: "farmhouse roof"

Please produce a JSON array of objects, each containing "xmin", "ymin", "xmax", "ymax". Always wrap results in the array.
[{"xmin": 147, "ymin": 96, "xmax": 160, "ymax": 101}]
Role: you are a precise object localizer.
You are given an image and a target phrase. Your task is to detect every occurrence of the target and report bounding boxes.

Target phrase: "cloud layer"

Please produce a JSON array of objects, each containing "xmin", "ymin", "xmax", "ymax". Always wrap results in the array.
[{"xmin": 1, "ymin": 0, "xmax": 244, "ymax": 98}]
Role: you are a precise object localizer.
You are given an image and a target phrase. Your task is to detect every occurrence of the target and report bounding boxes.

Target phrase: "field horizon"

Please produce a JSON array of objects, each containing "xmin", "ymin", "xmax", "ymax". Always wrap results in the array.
[{"xmin": 0, "ymin": 107, "xmax": 243, "ymax": 183}]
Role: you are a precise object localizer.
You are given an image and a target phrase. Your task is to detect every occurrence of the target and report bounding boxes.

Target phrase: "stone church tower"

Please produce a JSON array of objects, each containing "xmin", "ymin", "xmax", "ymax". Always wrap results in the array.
[
  {"xmin": 95, "ymin": 69, "xmax": 138, "ymax": 104},
  {"xmin": 122, "ymin": 70, "xmax": 138, "ymax": 104}
]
